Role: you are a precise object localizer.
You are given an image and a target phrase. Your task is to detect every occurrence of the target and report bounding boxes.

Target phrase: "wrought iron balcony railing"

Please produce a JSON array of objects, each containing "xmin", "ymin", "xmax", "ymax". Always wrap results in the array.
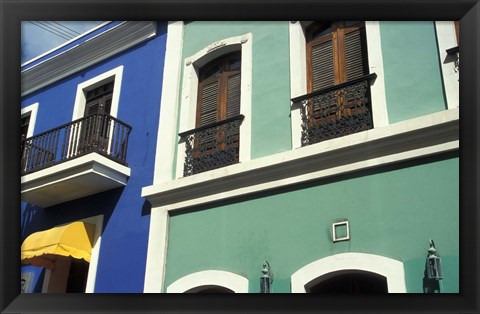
[
  {"xmin": 179, "ymin": 115, "xmax": 244, "ymax": 177},
  {"xmin": 21, "ymin": 113, "xmax": 132, "ymax": 175},
  {"xmin": 292, "ymin": 73, "xmax": 377, "ymax": 147}
]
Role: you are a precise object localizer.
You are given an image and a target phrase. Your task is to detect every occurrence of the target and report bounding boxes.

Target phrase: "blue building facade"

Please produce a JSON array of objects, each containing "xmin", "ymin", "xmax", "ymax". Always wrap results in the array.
[{"xmin": 20, "ymin": 21, "xmax": 167, "ymax": 293}]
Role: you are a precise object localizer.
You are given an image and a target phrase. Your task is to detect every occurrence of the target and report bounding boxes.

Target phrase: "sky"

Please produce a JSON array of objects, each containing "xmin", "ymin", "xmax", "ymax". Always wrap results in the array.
[{"xmin": 21, "ymin": 21, "xmax": 105, "ymax": 64}]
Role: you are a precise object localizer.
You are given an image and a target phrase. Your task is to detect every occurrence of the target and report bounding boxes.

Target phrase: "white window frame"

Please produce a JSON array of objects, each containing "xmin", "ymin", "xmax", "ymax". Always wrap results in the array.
[
  {"xmin": 175, "ymin": 33, "xmax": 253, "ymax": 179},
  {"xmin": 72, "ymin": 65, "xmax": 123, "ymax": 120},
  {"xmin": 288, "ymin": 21, "xmax": 389, "ymax": 149},
  {"xmin": 166, "ymin": 270, "xmax": 249, "ymax": 293},
  {"xmin": 291, "ymin": 252, "xmax": 406, "ymax": 293},
  {"xmin": 434, "ymin": 21, "xmax": 459, "ymax": 110},
  {"xmin": 71, "ymin": 66, "xmax": 124, "ymax": 155},
  {"xmin": 21, "ymin": 103, "xmax": 39, "ymax": 173},
  {"xmin": 21, "ymin": 102, "xmax": 39, "ymax": 138}
]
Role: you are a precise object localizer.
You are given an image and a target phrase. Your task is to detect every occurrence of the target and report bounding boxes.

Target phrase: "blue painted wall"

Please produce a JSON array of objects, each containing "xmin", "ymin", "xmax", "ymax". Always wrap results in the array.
[{"xmin": 20, "ymin": 22, "xmax": 167, "ymax": 292}]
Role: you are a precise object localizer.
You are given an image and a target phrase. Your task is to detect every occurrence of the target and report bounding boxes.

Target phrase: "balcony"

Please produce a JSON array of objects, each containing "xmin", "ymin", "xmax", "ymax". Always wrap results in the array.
[
  {"xmin": 179, "ymin": 115, "xmax": 244, "ymax": 177},
  {"xmin": 21, "ymin": 113, "xmax": 132, "ymax": 208},
  {"xmin": 292, "ymin": 73, "xmax": 376, "ymax": 147}
]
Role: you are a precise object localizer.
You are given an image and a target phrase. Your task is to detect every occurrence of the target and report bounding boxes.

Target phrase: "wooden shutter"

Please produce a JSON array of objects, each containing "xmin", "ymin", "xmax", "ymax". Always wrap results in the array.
[
  {"xmin": 86, "ymin": 102, "xmax": 100, "ymax": 116},
  {"xmin": 226, "ymin": 73, "xmax": 241, "ymax": 118},
  {"xmin": 307, "ymin": 21, "xmax": 368, "ymax": 90},
  {"xmin": 344, "ymin": 27, "xmax": 369, "ymax": 81},
  {"xmin": 311, "ymin": 40, "xmax": 335, "ymax": 91},
  {"xmin": 197, "ymin": 52, "xmax": 241, "ymax": 125},
  {"xmin": 199, "ymin": 80, "xmax": 220, "ymax": 127}
]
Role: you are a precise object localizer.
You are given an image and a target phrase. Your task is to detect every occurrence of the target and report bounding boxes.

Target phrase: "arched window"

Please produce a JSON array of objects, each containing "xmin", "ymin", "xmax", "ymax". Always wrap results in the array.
[
  {"xmin": 196, "ymin": 52, "xmax": 241, "ymax": 128},
  {"xmin": 181, "ymin": 51, "xmax": 243, "ymax": 176}
]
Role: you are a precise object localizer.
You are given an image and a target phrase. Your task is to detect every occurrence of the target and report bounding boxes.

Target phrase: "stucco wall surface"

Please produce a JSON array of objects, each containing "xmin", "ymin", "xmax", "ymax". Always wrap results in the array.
[{"xmin": 165, "ymin": 154, "xmax": 459, "ymax": 293}]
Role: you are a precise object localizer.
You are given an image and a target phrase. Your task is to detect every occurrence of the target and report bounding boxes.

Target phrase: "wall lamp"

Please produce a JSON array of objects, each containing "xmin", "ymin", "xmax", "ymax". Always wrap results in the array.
[
  {"xmin": 426, "ymin": 239, "xmax": 443, "ymax": 280},
  {"xmin": 260, "ymin": 261, "xmax": 272, "ymax": 293}
]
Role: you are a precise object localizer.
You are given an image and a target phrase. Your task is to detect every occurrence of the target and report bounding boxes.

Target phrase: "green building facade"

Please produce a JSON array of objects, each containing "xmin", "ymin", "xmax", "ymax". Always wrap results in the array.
[{"xmin": 142, "ymin": 21, "xmax": 459, "ymax": 293}]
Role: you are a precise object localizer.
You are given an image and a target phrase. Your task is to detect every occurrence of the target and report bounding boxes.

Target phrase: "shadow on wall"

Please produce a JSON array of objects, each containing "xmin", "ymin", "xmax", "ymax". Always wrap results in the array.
[
  {"xmin": 141, "ymin": 199, "xmax": 151, "ymax": 216},
  {"xmin": 21, "ymin": 204, "xmax": 47, "ymax": 241},
  {"xmin": 21, "ymin": 186, "xmax": 125, "ymax": 240}
]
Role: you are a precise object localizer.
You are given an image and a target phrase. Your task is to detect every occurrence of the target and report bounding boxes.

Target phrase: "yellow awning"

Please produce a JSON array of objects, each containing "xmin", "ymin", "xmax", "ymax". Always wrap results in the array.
[{"xmin": 21, "ymin": 222, "xmax": 94, "ymax": 269}]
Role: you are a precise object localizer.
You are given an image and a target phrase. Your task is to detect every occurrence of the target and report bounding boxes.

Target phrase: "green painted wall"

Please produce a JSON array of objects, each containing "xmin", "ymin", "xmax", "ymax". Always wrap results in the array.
[
  {"xmin": 174, "ymin": 22, "xmax": 292, "ymax": 177},
  {"xmin": 173, "ymin": 21, "xmax": 450, "ymax": 179},
  {"xmin": 165, "ymin": 155, "xmax": 459, "ymax": 293},
  {"xmin": 380, "ymin": 21, "xmax": 447, "ymax": 123}
]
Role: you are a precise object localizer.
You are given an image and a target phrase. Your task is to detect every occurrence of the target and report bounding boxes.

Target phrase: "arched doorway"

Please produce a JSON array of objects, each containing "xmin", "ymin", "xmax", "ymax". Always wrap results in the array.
[
  {"xmin": 306, "ymin": 270, "xmax": 388, "ymax": 293},
  {"xmin": 291, "ymin": 253, "xmax": 406, "ymax": 293},
  {"xmin": 166, "ymin": 270, "xmax": 249, "ymax": 293},
  {"xmin": 185, "ymin": 285, "xmax": 234, "ymax": 293}
]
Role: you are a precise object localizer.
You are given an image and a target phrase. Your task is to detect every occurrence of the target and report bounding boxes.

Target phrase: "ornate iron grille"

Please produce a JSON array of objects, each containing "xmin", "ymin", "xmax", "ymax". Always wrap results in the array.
[
  {"xmin": 292, "ymin": 73, "xmax": 376, "ymax": 146},
  {"xmin": 179, "ymin": 115, "xmax": 244, "ymax": 177},
  {"xmin": 21, "ymin": 113, "xmax": 132, "ymax": 175}
]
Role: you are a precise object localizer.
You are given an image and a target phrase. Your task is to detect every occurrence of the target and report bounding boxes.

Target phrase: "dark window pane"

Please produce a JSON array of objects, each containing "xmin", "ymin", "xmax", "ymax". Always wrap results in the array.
[
  {"xmin": 311, "ymin": 22, "xmax": 332, "ymax": 39},
  {"xmin": 307, "ymin": 271, "xmax": 388, "ymax": 294},
  {"xmin": 21, "ymin": 112, "xmax": 31, "ymax": 139},
  {"xmin": 202, "ymin": 65, "xmax": 222, "ymax": 79},
  {"xmin": 344, "ymin": 21, "xmax": 362, "ymax": 28}
]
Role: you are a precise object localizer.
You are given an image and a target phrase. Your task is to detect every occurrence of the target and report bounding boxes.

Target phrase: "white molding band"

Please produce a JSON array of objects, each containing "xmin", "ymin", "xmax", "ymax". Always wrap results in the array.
[
  {"xmin": 365, "ymin": 21, "xmax": 389, "ymax": 128},
  {"xmin": 166, "ymin": 270, "xmax": 249, "ymax": 293},
  {"xmin": 434, "ymin": 21, "xmax": 460, "ymax": 110},
  {"xmin": 175, "ymin": 32, "xmax": 253, "ymax": 179},
  {"xmin": 288, "ymin": 21, "xmax": 389, "ymax": 150},
  {"xmin": 153, "ymin": 21, "xmax": 185, "ymax": 185},
  {"xmin": 288, "ymin": 21, "xmax": 307, "ymax": 150},
  {"xmin": 21, "ymin": 21, "xmax": 157, "ymax": 96},
  {"xmin": 83, "ymin": 215, "xmax": 104, "ymax": 293},
  {"xmin": 21, "ymin": 102, "xmax": 39, "ymax": 138},
  {"xmin": 291, "ymin": 253, "xmax": 407, "ymax": 293},
  {"xmin": 142, "ymin": 108, "xmax": 459, "ymax": 210},
  {"xmin": 144, "ymin": 207, "xmax": 170, "ymax": 293}
]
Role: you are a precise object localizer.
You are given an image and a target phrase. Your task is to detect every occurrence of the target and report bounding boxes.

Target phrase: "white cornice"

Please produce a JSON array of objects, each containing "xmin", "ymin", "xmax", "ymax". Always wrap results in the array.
[
  {"xmin": 142, "ymin": 109, "xmax": 459, "ymax": 210},
  {"xmin": 21, "ymin": 21, "xmax": 157, "ymax": 97}
]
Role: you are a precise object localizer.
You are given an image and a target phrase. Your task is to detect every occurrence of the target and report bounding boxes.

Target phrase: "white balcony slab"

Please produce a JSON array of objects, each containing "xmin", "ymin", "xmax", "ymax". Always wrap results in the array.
[{"xmin": 21, "ymin": 153, "xmax": 131, "ymax": 208}]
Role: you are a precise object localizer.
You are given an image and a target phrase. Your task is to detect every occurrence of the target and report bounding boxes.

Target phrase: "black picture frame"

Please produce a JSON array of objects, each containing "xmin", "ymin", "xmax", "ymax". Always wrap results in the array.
[{"xmin": 1, "ymin": 0, "xmax": 479, "ymax": 313}]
